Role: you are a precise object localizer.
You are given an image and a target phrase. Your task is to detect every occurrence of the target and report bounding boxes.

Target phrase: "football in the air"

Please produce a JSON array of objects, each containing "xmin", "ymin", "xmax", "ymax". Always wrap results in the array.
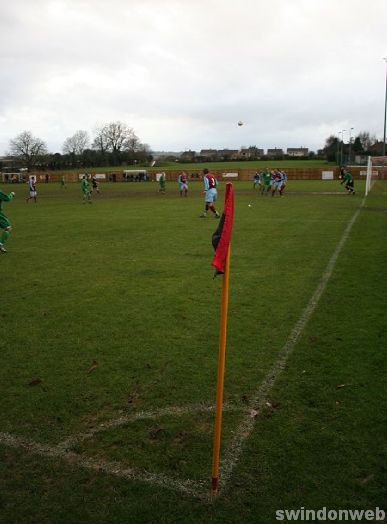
[{"xmin": 237, "ymin": 121, "xmax": 243, "ymax": 126}]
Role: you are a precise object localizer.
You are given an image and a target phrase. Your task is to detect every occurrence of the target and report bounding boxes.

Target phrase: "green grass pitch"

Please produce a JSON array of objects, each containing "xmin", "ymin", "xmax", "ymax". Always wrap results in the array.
[{"xmin": 0, "ymin": 179, "xmax": 386, "ymax": 522}]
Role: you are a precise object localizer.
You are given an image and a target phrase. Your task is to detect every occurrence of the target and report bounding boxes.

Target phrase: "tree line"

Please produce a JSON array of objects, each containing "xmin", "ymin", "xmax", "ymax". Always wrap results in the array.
[
  {"xmin": 322, "ymin": 131, "xmax": 384, "ymax": 163},
  {"xmin": 4, "ymin": 121, "xmax": 152, "ymax": 171},
  {"xmin": 3, "ymin": 124, "xmax": 385, "ymax": 172}
]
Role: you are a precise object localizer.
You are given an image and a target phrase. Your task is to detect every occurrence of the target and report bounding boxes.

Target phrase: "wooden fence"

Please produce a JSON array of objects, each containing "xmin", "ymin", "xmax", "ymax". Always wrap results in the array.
[{"xmin": 25, "ymin": 166, "xmax": 372, "ymax": 183}]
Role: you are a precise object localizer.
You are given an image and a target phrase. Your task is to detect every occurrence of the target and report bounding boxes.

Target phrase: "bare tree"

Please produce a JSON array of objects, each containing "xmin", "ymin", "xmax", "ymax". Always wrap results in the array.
[
  {"xmin": 92, "ymin": 128, "xmax": 108, "ymax": 155},
  {"xmin": 9, "ymin": 131, "xmax": 48, "ymax": 170},
  {"xmin": 126, "ymin": 134, "xmax": 141, "ymax": 154},
  {"xmin": 62, "ymin": 130, "xmax": 89, "ymax": 156},
  {"xmin": 92, "ymin": 121, "xmax": 140, "ymax": 155},
  {"xmin": 358, "ymin": 131, "xmax": 378, "ymax": 152}
]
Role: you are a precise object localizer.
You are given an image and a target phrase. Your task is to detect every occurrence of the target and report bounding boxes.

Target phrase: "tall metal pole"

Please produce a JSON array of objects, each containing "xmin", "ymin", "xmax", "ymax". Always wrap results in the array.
[
  {"xmin": 348, "ymin": 127, "xmax": 354, "ymax": 164},
  {"xmin": 336, "ymin": 132, "xmax": 341, "ymax": 164},
  {"xmin": 383, "ymin": 58, "xmax": 387, "ymax": 157},
  {"xmin": 340, "ymin": 130, "xmax": 346, "ymax": 165}
]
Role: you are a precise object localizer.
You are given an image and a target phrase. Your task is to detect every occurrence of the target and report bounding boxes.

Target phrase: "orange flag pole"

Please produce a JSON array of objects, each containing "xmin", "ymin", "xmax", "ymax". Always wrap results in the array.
[{"xmin": 211, "ymin": 244, "xmax": 231, "ymax": 497}]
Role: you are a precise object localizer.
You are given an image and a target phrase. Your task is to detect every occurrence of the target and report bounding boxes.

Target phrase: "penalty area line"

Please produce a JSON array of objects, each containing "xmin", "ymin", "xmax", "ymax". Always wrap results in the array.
[
  {"xmin": 0, "ymin": 403, "xmax": 243, "ymax": 499},
  {"xmin": 58, "ymin": 402, "xmax": 242, "ymax": 450},
  {"xmin": 0, "ymin": 431, "xmax": 206, "ymax": 499},
  {"xmin": 218, "ymin": 197, "xmax": 366, "ymax": 493}
]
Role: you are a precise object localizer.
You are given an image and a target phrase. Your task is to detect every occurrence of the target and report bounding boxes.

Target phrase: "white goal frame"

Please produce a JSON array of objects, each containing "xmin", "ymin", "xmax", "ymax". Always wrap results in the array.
[{"xmin": 365, "ymin": 156, "xmax": 387, "ymax": 196}]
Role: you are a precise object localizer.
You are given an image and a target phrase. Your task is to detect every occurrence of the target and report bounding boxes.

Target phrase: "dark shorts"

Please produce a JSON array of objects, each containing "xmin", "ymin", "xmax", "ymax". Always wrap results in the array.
[{"xmin": 0, "ymin": 212, "xmax": 10, "ymax": 230}]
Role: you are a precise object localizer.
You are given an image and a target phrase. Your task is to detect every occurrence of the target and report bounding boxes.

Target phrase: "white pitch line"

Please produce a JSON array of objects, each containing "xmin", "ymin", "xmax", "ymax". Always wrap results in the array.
[
  {"xmin": 58, "ymin": 402, "xmax": 242, "ymax": 450},
  {"xmin": 0, "ymin": 404, "xmax": 242, "ymax": 499},
  {"xmin": 218, "ymin": 197, "xmax": 366, "ymax": 492},
  {"xmin": 0, "ymin": 431, "xmax": 206, "ymax": 498}
]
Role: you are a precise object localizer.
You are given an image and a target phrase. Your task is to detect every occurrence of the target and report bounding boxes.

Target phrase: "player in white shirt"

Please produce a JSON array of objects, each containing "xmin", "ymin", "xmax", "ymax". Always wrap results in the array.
[
  {"xmin": 270, "ymin": 170, "xmax": 282, "ymax": 197},
  {"xmin": 26, "ymin": 177, "xmax": 38, "ymax": 203},
  {"xmin": 279, "ymin": 171, "xmax": 288, "ymax": 196},
  {"xmin": 178, "ymin": 172, "xmax": 189, "ymax": 197}
]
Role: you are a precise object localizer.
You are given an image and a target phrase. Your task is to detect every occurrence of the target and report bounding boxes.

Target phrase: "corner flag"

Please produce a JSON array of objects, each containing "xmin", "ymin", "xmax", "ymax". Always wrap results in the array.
[
  {"xmin": 211, "ymin": 182, "xmax": 234, "ymax": 497},
  {"xmin": 212, "ymin": 183, "xmax": 234, "ymax": 275}
]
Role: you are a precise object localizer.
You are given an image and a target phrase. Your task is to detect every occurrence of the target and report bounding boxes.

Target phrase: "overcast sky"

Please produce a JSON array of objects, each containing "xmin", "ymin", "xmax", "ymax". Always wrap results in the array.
[{"xmin": 1, "ymin": 0, "xmax": 386, "ymax": 155}]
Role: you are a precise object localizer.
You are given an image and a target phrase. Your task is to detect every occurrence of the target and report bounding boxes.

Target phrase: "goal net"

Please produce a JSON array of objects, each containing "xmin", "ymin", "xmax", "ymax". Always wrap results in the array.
[{"xmin": 365, "ymin": 156, "xmax": 387, "ymax": 196}]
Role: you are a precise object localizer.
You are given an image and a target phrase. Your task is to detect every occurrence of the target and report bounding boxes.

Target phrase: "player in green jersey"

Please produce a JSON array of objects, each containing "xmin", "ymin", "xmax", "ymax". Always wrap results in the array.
[
  {"xmin": 260, "ymin": 168, "xmax": 272, "ymax": 195},
  {"xmin": 340, "ymin": 170, "xmax": 355, "ymax": 195},
  {"xmin": 81, "ymin": 175, "xmax": 92, "ymax": 203},
  {"xmin": 0, "ymin": 189, "xmax": 15, "ymax": 253},
  {"xmin": 158, "ymin": 173, "xmax": 166, "ymax": 194}
]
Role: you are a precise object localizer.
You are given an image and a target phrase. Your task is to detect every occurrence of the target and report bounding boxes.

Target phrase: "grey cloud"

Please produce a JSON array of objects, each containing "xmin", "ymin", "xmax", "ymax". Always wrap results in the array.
[{"xmin": 0, "ymin": 0, "xmax": 386, "ymax": 154}]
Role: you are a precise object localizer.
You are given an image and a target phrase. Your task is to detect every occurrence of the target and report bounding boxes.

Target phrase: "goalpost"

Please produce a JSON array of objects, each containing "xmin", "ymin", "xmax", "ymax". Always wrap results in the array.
[{"xmin": 365, "ymin": 156, "xmax": 387, "ymax": 196}]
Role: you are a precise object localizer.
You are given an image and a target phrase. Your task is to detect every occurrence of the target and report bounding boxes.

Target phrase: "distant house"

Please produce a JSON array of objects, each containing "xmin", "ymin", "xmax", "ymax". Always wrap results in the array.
[
  {"xmin": 287, "ymin": 147, "xmax": 309, "ymax": 157},
  {"xmin": 239, "ymin": 147, "xmax": 264, "ymax": 160},
  {"xmin": 199, "ymin": 149, "xmax": 218, "ymax": 160},
  {"xmin": 368, "ymin": 141, "xmax": 384, "ymax": 155},
  {"xmin": 218, "ymin": 149, "xmax": 239, "ymax": 160},
  {"xmin": 267, "ymin": 148, "xmax": 284, "ymax": 158},
  {"xmin": 180, "ymin": 150, "xmax": 196, "ymax": 162}
]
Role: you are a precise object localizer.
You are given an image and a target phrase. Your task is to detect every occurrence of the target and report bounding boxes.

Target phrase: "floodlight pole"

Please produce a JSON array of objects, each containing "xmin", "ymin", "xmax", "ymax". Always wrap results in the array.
[
  {"xmin": 336, "ymin": 132, "xmax": 341, "ymax": 165},
  {"xmin": 340, "ymin": 130, "xmax": 346, "ymax": 165},
  {"xmin": 348, "ymin": 127, "xmax": 354, "ymax": 164},
  {"xmin": 383, "ymin": 58, "xmax": 387, "ymax": 157}
]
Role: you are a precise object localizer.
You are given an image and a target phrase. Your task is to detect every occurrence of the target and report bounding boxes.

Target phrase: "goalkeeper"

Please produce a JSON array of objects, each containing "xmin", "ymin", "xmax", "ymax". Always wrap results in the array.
[
  {"xmin": 0, "ymin": 189, "xmax": 15, "ymax": 253},
  {"xmin": 340, "ymin": 169, "xmax": 355, "ymax": 195}
]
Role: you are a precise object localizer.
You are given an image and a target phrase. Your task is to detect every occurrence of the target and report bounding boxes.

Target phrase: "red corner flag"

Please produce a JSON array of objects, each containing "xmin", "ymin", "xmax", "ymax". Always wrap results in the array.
[
  {"xmin": 211, "ymin": 183, "xmax": 234, "ymax": 275},
  {"xmin": 210, "ymin": 182, "xmax": 234, "ymax": 497}
]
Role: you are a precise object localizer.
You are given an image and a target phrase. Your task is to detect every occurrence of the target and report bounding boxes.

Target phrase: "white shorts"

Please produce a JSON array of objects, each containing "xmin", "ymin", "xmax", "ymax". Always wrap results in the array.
[
  {"xmin": 29, "ymin": 191, "xmax": 37, "ymax": 197},
  {"xmin": 179, "ymin": 183, "xmax": 188, "ymax": 190},
  {"xmin": 205, "ymin": 188, "xmax": 217, "ymax": 203}
]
